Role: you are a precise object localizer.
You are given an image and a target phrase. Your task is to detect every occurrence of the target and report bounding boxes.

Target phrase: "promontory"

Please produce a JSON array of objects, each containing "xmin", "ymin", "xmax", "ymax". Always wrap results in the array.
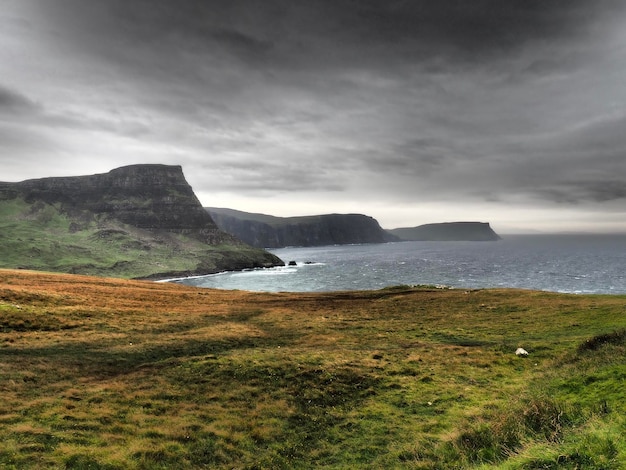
[
  {"xmin": 387, "ymin": 222, "xmax": 501, "ymax": 241},
  {"xmin": 0, "ymin": 164, "xmax": 283, "ymax": 279},
  {"xmin": 205, "ymin": 208, "xmax": 397, "ymax": 248}
]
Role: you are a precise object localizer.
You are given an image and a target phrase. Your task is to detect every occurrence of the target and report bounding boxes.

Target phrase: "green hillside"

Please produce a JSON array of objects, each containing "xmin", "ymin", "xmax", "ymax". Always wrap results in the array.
[
  {"xmin": 0, "ymin": 165, "xmax": 282, "ymax": 279},
  {"xmin": 0, "ymin": 197, "xmax": 278, "ymax": 279}
]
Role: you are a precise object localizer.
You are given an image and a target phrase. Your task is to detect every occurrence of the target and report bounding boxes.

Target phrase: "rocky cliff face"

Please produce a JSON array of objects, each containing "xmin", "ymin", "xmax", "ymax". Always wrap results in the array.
[
  {"xmin": 386, "ymin": 222, "xmax": 501, "ymax": 241},
  {"xmin": 0, "ymin": 165, "xmax": 283, "ymax": 278},
  {"xmin": 11, "ymin": 165, "xmax": 225, "ymax": 241},
  {"xmin": 206, "ymin": 208, "xmax": 398, "ymax": 248}
]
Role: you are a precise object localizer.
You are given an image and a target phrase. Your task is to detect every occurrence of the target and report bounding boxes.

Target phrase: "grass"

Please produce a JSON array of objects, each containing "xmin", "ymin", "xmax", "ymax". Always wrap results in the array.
[
  {"xmin": 1, "ymin": 269, "xmax": 625, "ymax": 468},
  {"xmin": 0, "ymin": 198, "xmax": 279, "ymax": 279}
]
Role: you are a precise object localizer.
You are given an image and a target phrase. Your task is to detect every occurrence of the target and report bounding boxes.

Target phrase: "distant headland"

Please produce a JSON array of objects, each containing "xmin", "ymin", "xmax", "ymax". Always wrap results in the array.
[
  {"xmin": 387, "ymin": 222, "xmax": 501, "ymax": 242},
  {"xmin": 206, "ymin": 208, "xmax": 501, "ymax": 248}
]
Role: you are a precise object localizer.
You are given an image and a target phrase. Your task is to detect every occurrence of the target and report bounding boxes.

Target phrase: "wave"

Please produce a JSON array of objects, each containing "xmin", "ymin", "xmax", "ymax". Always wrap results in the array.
[{"xmin": 236, "ymin": 266, "xmax": 298, "ymax": 277}]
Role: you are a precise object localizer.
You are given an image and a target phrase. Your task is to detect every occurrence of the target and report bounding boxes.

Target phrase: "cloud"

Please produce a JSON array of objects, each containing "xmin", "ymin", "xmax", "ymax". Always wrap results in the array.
[
  {"xmin": 2, "ymin": 0, "xmax": 626, "ymax": 231},
  {"xmin": 0, "ymin": 84, "xmax": 39, "ymax": 115},
  {"xmin": 544, "ymin": 180, "xmax": 626, "ymax": 204}
]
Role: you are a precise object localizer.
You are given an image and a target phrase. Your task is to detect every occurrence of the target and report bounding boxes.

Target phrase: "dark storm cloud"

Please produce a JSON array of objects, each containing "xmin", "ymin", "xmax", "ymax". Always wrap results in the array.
[
  {"xmin": 3, "ymin": 0, "xmax": 626, "ymax": 231},
  {"xmin": 0, "ymin": 84, "xmax": 56, "ymax": 158},
  {"xmin": 209, "ymin": 27, "xmax": 275, "ymax": 58},
  {"xmin": 66, "ymin": 2, "xmax": 626, "ymax": 73},
  {"xmin": 0, "ymin": 85, "xmax": 39, "ymax": 115},
  {"xmin": 204, "ymin": 158, "xmax": 345, "ymax": 193},
  {"xmin": 0, "ymin": 82, "xmax": 149, "ymax": 139},
  {"xmin": 37, "ymin": 0, "xmax": 614, "ymax": 71},
  {"xmin": 334, "ymin": 0, "xmax": 597, "ymax": 60},
  {"xmin": 557, "ymin": 180, "xmax": 626, "ymax": 203}
]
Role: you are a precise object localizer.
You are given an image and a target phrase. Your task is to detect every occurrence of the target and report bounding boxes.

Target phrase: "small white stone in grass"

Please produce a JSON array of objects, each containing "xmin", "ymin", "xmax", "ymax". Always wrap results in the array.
[{"xmin": 515, "ymin": 347, "xmax": 529, "ymax": 356}]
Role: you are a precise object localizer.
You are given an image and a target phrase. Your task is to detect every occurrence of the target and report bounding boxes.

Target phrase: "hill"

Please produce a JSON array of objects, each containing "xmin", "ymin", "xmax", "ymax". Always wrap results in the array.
[
  {"xmin": 0, "ymin": 165, "xmax": 283, "ymax": 279},
  {"xmin": 1, "ymin": 268, "xmax": 625, "ymax": 468},
  {"xmin": 206, "ymin": 207, "xmax": 398, "ymax": 248},
  {"xmin": 388, "ymin": 221, "xmax": 501, "ymax": 241}
]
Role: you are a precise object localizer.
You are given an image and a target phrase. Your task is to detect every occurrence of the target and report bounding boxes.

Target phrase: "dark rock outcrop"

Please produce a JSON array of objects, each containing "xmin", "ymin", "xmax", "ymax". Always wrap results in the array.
[
  {"xmin": 0, "ymin": 165, "xmax": 283, "ymax": 278},
  {"xmin": 11, "ymin": 165, "xmax": 221, "ymax": 240},
  {"xmin": 206, "ymin": 208, "xmax": 398, "ymax": 248},
  {"xmin": 386, "ymin": 222, "xmax": 501, "ymax": 241}
]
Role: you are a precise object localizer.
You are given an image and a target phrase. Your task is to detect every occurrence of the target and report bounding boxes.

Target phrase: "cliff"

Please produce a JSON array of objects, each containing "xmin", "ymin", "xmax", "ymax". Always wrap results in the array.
[
  {"xmin": 206, "ymin": 208, "xmax": 398, "ymax": 248},
  {"xmin": 387, "ymin": 222, "xmax": 501, "ymax": 241},
  {"xmin": 0, "ymin": 165, "xmax": 283, "ymax": 279}
]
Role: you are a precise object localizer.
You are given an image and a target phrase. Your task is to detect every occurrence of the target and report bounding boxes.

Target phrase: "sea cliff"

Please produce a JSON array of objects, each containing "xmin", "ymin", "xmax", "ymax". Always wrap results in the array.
[
  {"xmin": 0, "ymin": 165, "xmax": 283, "ymax": 278},
  {"xmin": 387, "ymin": 222, "xmax": 501, "ymax": 241},
  {"xmin": 206, "ymin": 208, "xmax": 398, "ymax": 248}
]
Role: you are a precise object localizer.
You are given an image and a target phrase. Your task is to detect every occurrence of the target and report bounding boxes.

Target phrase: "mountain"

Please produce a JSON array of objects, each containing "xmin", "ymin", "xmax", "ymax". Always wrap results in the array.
[
  {"xmin": 206, "ymin": 208, "xmax": 398, "ymax": 248},
  {"xmin": 387, "ymin": 222, "xmax": 501, "ymax": 241},
  {"xmin": 0, "ymin": 164, "xmax": 283, "ymax": 279}
]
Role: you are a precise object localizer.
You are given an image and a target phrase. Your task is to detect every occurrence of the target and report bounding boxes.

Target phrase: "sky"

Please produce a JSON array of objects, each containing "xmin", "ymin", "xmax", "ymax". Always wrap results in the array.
[{"xmin": 2, "ymin": 0, "xmax": 626, "ymax": 233}]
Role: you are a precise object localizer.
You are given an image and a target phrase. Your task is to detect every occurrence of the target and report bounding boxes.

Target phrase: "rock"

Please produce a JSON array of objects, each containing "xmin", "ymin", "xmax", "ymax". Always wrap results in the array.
[
  {"xmin": 288, "ymin": 260, "xmax": 297, "ymax": 266},
  {"xmin": 515, "ymin": 347, "xmax": 529, "ymax": 356}
]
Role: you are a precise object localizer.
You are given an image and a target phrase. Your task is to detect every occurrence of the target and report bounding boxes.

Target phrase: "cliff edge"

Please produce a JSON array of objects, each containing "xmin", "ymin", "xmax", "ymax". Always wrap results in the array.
[
  {"xmin": 387, "ymin": 222, "xmax": 501, "ymax": 241},
  {"xmin": 206, "ymin": 208, "xmax": 398, "ymax": 248},
  {"xmin": 0, "ymin": 165, "xmax": 283, "ymax": 279}
]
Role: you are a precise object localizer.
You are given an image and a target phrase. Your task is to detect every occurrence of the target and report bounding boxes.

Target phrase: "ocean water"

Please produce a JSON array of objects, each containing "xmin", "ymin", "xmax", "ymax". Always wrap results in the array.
[{"xmin": 175, "ymin": 235, "xmax": 626, "ymax": 294}]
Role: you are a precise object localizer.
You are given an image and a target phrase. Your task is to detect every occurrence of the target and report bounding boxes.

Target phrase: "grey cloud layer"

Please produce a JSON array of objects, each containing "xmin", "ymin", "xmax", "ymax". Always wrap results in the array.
[{"xmin": 2, "ymin": 1, "xmax": 626, "ymax": 230}]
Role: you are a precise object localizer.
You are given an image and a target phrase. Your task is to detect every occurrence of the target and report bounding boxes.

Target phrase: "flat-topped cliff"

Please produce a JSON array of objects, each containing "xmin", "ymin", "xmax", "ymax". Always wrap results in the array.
[
  {"xmin": 206, "ymin": 208, "xmax": 398, "ymax": 248},
  {"xmin": 0, "ymin": 165, "xmax": 283, "ymax": 278},
  {"xmin": 6, "ymin": 165, "xmax": 220, "ymax": 237},
  {"xmin": 387, "ymin": 222, "xmax": 501, "ymax": 241}
]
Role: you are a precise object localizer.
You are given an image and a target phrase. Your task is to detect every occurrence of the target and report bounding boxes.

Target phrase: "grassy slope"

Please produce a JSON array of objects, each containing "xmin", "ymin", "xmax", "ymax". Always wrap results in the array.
[
  {"xmin": 1, "ymin": 269, "xmax": 625, "ymax": 469},
  {"xmin": 0, "ymin": 198, "xmax": 278, "ymax": 279}
]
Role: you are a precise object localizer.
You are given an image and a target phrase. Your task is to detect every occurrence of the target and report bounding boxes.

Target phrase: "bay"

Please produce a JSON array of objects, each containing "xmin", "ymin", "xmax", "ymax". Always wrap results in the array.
[{"xmin": 175, "ymin": 235, "xmax": 626, "ymax": 294}]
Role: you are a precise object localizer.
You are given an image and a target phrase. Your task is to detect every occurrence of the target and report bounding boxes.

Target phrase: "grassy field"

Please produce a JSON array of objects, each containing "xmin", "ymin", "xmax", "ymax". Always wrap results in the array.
[{"xmin": 1, "ymin": 269, "xmax": 625, "ymax": 469}]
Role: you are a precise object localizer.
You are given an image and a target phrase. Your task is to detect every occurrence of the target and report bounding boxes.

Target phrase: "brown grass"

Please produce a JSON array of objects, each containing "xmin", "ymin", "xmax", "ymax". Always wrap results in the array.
[{"xmin": 1, "ymin": 268, "xmax": 625, "ymax": 468}]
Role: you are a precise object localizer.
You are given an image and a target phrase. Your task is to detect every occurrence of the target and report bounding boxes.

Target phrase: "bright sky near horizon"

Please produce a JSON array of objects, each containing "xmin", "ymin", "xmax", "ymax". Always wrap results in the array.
[{"xmin": 2, "ymin": 1, "xmax": 626, "ymax": 233}]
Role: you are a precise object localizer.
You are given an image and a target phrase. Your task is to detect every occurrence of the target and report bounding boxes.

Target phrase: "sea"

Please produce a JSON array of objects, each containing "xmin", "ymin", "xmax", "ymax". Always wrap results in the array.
[{"xmin": 175, "ymin": 235, "xmax": 626, "ymax": 295}]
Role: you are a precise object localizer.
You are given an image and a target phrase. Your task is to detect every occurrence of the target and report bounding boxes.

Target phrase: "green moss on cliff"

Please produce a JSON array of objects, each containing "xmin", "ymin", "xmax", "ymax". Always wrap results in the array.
[
  {"xmin": 0, "ymin": 166, "xmax": 283, "ymax": 278},
  {"xmin": 0, "ymin": 198, "xmax": 281, "ymax": 279}
]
